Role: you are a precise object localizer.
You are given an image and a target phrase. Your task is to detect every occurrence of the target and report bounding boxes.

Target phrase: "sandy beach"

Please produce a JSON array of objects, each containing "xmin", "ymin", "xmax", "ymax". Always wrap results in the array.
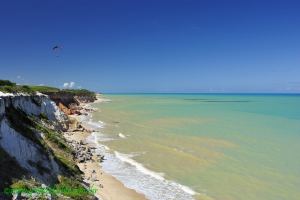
[{"xmin": 64, "ymin": 104, "xmax": 147, "ymax": 200}]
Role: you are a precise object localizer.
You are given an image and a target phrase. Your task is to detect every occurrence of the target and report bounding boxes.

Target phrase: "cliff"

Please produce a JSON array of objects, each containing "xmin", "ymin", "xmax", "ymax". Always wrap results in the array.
[
  {"xmin": 0, "ymin": 93, "xmax": 65, "ymax": 182},
  {"xmin": 33, "ymin": 88, "xmax": 97, "ymax": 115},
  {"xmin": 46, "ymin": 91, "xmax": 96, "ymax": 106},
  {"xmin": 0, "ymin": 83, "xmax": 97, "ymax": 200},
  {"xmin": 46, "ymin": 91, "xmax": 96, "ymax": 115}
]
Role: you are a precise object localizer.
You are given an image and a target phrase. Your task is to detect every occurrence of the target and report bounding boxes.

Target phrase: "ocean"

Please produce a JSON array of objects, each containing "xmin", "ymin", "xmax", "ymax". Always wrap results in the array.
[{"xmin": 85, "ymin": 94, "xmax": 300, "ymax": 200}]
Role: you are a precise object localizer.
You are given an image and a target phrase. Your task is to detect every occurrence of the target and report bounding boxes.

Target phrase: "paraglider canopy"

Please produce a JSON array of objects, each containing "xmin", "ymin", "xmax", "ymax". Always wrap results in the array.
[
  {"xmin": 52, "ymin": 45, "xmax": 62, "ymax": 57},
  {"xmin": 52, "ymin": 45, "xmax": 62, "ymax": 51}
]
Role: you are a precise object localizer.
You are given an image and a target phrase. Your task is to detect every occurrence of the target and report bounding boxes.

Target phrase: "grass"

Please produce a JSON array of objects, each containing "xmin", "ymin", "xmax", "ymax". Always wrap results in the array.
[
  {"xmin": 33, "ymin": 119, "xmax": 81, "ymax": 176},
  {"xmin": 0, "ymin": 80, "xmax": 96, "ymax": 98},
  {"xmin": 5, "ymin": 107, "xmax": 80, "ymax": 176},
  {"xmin": 1, "ymin": 114, "xmax": 84, "ymax": 197},
  {"xmin": 54, "ymin": 154, "xmax": 82, "ymax": 177},
  {"xmin": 0, "ymin": 85, "xmax": 35, "ymax": 94},
  {"xmin": 0, "ymin": 80, "xmax": 16, "ymax": 86},
  {"xmin": 0, "ymin": 80, "xmax": 94, "ymax": 198},
  {"xmin": 3, "ymin": 113, "xmax": 83, "ymax": 195},
  {"xmin": 29, "ymin": 86, "xmax": 96, "ymax": 98},
  {"xmin": 60, "ymin": 89, "xmax": 96, "ymax": 98},
  {"xmin": 0, "ymin": 80, "xmax": 35, "ymax": 94},
  {"xmin": 9, "ymin": 178, "xmax": 49, "ymax": 200},
  {"xmin": 39, "ymin": 113, "xmax": 48, "ymax": 120},
  {"xmin": 29, "ymin": 85, "xmax": 60, "ymax": 93},
  {"xmin": 34, "ymin": 122, "xmax": 73, "ymax": 154},
  {"xmin": 8, "ymin": 177, "xmax": 94, "ymax": 200},
  {"xmin": 26, "ymin": 85, "xmax": 96, "ymax": 98},
  {"xmin": 54, "ymin": 176, "xmax": 95, "ymax": 200},
  {"xmin": 10, "ymin": 178, "xmax": 40, "ymax": 191}
]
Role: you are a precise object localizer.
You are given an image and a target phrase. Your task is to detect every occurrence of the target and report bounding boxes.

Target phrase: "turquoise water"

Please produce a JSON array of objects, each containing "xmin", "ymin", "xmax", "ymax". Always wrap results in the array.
[{"xmin": 91, "ymin": 94, "xmax": 300, "ymax": 200}]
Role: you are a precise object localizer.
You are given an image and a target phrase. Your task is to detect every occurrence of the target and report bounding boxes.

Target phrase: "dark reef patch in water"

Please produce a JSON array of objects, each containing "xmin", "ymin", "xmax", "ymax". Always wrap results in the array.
[{"xmin": 183, "ymin": 99, "xmax": 251, "ymax": 103}]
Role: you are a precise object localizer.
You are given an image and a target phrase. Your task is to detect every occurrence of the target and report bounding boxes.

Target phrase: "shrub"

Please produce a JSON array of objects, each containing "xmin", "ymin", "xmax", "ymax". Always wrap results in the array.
[
  {"xmin": 28, "ymin": 86, "xmax": 60, "ymax": 93},
  {"xmin": 0, "ymin": 85, "xmax": 35, "ymax": 94},
  {"xmin": 0, "ymin": 80, "xmax": 16, "ymax": 86},
  {"xmin": 54, "ymin": 176, "xmax": 95, "ymax": 199}
]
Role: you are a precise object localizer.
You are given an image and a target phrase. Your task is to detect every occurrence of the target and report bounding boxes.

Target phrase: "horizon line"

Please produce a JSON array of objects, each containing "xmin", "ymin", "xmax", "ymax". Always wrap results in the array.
[{"xmin": 100, "ymin": 92, "xmax": 300, "ymax": 95}]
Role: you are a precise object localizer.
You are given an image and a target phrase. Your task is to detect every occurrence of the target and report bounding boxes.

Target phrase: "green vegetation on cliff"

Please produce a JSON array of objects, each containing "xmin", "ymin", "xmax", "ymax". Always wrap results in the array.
[
  {"xmin": 30, "ymin": 85, "xmax": 96, "ymax": 98},
  {"xmin": 0, "ymin": 80, "xmax": 35, "ymax": 94},
  {"xmin": 0, "ymin": 80, "xmax": 96, "ymax": 99},
  {"xmin": 5, "ymin": 107, "xmax": 80, "ymax": 177},
  {"xmin": 29, "ymin": 85, "xmax": 60, "ymax": 93},
  {"xmin": 0, "ymin": 80, "xmax": 15, "ymax": 86},
  {"xmin": 9, "ymin": 176, "xmax": 95, "ymax": 200},
  {"xmin": 59, "ymin": 89, "xmax": 96, "ymax": 98},
  {"xmin": 33, "ymin": 121, "xmax": 81, "ymax": 176},
  {"xmin": 3, "ymin": 109, "xmax": 89, "ymax": 198},
  {"xmin": 0, "ymin": 79, "xmax": 96, "ymax": 199},
  {"xmin": 54, "ymin": 176, "xmax": 96, "ymax": 199}
]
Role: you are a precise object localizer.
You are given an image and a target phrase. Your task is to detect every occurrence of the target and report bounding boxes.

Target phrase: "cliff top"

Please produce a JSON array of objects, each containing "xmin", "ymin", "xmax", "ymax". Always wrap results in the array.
[{"xmin": 0, "ymin": 80, "xmax": 96, "ymax": 98}]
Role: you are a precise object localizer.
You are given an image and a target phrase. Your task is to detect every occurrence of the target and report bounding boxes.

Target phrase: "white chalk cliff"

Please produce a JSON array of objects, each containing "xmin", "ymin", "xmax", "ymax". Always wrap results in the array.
[{"xmin": 0, "ymin": 93, "xmax": 68, "ymax": 184}]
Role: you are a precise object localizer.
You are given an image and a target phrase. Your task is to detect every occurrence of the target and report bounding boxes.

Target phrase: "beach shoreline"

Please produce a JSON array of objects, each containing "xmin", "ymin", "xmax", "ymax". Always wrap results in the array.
[{"xmin": 63, "ymin": 95, "xmax": 147, "ymax": 200}]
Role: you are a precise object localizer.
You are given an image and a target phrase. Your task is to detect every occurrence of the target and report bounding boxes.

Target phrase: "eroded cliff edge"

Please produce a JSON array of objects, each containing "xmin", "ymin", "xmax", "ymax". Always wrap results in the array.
[{"xmin": 0, "ymin": 81, "xmax": 97, "ymax": 200}]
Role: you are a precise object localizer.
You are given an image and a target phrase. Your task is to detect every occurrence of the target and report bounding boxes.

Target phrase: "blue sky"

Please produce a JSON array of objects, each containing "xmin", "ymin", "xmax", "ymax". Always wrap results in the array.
[{"xmin": 0, "ymin": 0, "xmax": 299, "ymax": 93}]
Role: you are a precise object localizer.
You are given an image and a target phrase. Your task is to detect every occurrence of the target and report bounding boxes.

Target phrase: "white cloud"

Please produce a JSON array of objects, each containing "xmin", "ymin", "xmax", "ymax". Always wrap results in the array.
[
  {"xmin": 63, "ymin": 82, "xmax": 69, "ymax": 88},
  {"xmin": 69, "ymin": 81, "xmax": 75, "ymax": 88},
  {"xmin": 63, "ymin": 81, "xmax": 76, "ymax": 88}
]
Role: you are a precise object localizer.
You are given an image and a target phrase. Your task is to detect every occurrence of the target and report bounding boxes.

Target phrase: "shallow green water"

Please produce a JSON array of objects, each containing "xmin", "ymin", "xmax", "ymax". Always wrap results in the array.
[{"xmin": 92, "ymin": 94, "xmax": 300, "ymax": 200}]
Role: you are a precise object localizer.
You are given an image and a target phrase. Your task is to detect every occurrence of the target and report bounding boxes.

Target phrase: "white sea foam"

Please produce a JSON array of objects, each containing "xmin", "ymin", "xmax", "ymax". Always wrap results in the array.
[
  {"xmin": 83, "ymin": 103, "xmax": 197, "ymax": 200},
  {"xmin": 96, "ymin": 97, "xmax": 111, "ymax": 103},
  {"xmin": 115, "ymin": 151, "xmax": 165, "ymax": 181},
  {"xmin": 118, "ymin": 133, "xmax": 126, "ymax": 138},
  {"xmin": 80, "ymin": 115, "xmax": 105, "ymax": 131},
  {"xmin": 100, "ymin": 148, "xmax": 197, "ymax": 200},
  {"xmin": 88, "ymin": 131, "xmax": 197, "ymax": 199},
  {"xmin": 87, "ymin": 120, "xmax": 104, "ymax": 129},
  {"xmin": 88, "ymin": 131, "xmax": 114, "ymax": 143},
  {"xmin": 103, "ymin": 145, "xmax": 110, "ymax": 150}
]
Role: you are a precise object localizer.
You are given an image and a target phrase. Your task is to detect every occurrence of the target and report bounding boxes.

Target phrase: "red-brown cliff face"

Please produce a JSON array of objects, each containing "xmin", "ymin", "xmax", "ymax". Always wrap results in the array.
[{"xmin": 44, "ymin": 92, "xmax": 96, "ymax": 115}]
